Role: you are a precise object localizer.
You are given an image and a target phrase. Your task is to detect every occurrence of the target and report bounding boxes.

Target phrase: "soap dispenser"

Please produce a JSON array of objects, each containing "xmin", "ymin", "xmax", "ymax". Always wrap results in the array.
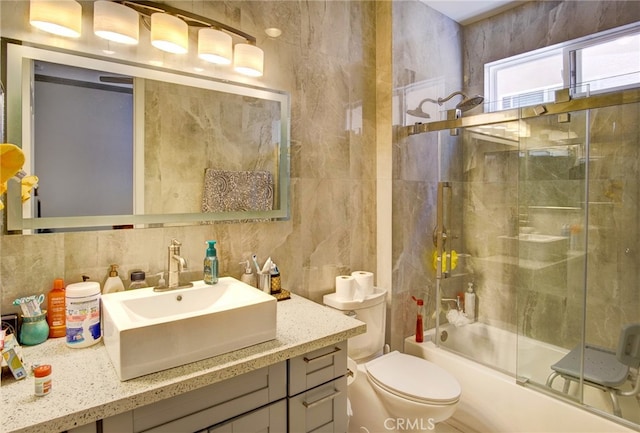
[
  {"xmin": 204, "ymin": 241, "xmax": 218, "ymax": 285},
  {"xmin": 465, "ymin": 282, "xmax": 476, "ymax": 322},
  {"xmin": 103, "ymin": 264, "xmax": 125, "ymax": 294},
  {"xmin": 239, "ymin": 260, "xmax": 256, "ymax": 287}
]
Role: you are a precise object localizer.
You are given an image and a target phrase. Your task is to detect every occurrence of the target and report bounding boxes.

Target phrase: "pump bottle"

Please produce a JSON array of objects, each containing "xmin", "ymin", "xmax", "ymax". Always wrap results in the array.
[
  {"xmin": 204, "ymin": 241, "xmax": 218, "ymax": 285},
  {"xmin": 465, "ymin": 282, "xmax": 476, "ymax": 322},
  {"xmin": 103, "ymin": 264, "xmax": 125, "ymax": 294}
]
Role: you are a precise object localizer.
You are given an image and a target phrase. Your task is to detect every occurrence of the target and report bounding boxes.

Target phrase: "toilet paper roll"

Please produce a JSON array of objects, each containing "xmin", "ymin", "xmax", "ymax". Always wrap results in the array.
[
  {"xmin": 351, "ymin": 271, "xmax": 374, "ymax": 297},
  {"xmin": 335, "ymin": 275, "xmax": 356, "ymax": 301}
]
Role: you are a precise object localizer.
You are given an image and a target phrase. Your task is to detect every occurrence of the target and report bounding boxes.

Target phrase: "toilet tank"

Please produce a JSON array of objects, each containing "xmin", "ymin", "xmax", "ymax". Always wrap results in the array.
[{"xmin": 323, "ymin": 288, "xmax": 386, "ymax": 361}]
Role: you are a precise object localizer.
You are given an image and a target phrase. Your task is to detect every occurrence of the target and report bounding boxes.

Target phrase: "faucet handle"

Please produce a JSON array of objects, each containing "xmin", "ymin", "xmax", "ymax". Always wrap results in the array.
[{"xmin": 170, "ymin": 239, "xmax": 182, "ymax": 247}]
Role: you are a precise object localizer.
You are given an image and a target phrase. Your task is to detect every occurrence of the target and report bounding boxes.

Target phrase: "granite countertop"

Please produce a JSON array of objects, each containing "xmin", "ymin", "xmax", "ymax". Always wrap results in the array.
[{"xmin": 2, "ymin": 293, "xmax": 365, "ymax": 433}]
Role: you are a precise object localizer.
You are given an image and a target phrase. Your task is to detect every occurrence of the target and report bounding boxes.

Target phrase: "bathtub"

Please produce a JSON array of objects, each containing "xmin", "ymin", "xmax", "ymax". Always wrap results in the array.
[{"xmin": 404, "ymin": 322, "xmax": 638, "ymax": 433}]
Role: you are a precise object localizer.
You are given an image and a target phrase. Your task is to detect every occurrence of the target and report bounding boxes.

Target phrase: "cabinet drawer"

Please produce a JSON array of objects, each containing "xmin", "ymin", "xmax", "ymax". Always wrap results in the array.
[
  {"xmin": 135, "ymin": 362, "xmax": 286, "ymax": 433},
  {"xmin": 288, "ymin": 340, "xmax": 347, "ymax": 396},
  {"xmin": 207, "ymin": 399, "xmax": 286, "ymax": 433},
  {"xmin": 288, "ymin": 376, "xmax": 347, "ymax": 433}
]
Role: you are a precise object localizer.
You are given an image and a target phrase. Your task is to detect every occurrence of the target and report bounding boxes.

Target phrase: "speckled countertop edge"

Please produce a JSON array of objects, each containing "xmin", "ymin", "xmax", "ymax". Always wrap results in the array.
[{"xmin": 1, "ymin": 294, "xmax": 366, "ymax": 433}]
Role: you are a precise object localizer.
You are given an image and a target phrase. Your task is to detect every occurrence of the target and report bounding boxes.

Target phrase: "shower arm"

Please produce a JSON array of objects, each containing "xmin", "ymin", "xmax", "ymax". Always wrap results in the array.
[
  {"xmin": 437, "ymin": 91, "xmax": 467, "ymax": 105},
  {"xmin": 412, "ymin": 91, "xmax": 471, "ymax": 113}
]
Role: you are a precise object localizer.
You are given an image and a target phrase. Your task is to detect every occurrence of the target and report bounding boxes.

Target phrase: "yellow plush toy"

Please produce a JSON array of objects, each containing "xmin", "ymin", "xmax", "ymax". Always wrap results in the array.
[{"xmin": 0, "ymin": 143, "xmax": 38, "ymax": 210}]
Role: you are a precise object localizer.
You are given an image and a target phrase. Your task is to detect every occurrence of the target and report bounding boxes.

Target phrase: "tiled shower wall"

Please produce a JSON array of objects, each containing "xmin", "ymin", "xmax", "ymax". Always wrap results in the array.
[
  {"xmin": 461, "ymin": 0, "xmax": 640, "ymax": 348},
  {"xmin": 390, "ymin": 0, "xmax": 463, "ymax": 350},
  {"xmin": 390, "ymin": 0, "xmax": 640, "ymax": 350}
]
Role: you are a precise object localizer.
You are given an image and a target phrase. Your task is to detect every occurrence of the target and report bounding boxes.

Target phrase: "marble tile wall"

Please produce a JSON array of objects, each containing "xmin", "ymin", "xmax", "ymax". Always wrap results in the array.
[
  {"xmin": 0, "ymin": 1, "xmax": 377, "ymax": 314},
  {"xmin": 390, "ymin": 0, "xmax": 463, "ymax": 350}
]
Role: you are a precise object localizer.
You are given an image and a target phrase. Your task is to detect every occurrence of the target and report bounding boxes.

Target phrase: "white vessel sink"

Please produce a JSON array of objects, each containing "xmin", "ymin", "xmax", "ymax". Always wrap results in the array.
[{"xmin": 102, "ymin": 277, "xmax": 277, "ymax": 380}]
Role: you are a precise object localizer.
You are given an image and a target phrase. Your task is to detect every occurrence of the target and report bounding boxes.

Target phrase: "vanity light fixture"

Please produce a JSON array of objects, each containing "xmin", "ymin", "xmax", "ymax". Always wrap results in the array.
[
  {"xmin": 29, "ymin": 0, "xmax": 82, "ymax": 38},
  {"xmin": 150, "ymin": 12, "xmax": 189, "ymax": 54},
  {"xmin": 29, "ymin": 0, "xmax": 265, "ymax": 76},
  {"xmin": 117, "ymin": 0, "xmax": 264, "ymax": 76},
  {"xmin": 94, "ymin": 0, "xmax": 139, "ymax": 45},
  {"xmin": 198, "ymin": 28, "xmax": 233, "ymax": 65},
  {"xmin": 233, "ymin": 43, "xmax": 264, "ymax": 77}
]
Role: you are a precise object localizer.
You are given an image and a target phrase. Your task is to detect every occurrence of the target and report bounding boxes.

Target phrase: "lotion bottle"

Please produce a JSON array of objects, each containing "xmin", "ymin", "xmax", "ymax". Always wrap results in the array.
[
  {"xmin": 47, "ymin": 278, "xmax": 66, "ymax": 338},
  {"xmin": 204, "ymin": 241, "xmax": 218, "ymax": 285},
  {"xmin": 103, "ymin": 264, "xmax": 125, "ymax": 294},
  {"xmin": 465, "ymin": 282, "xmax": 476, "ymax": 321}
]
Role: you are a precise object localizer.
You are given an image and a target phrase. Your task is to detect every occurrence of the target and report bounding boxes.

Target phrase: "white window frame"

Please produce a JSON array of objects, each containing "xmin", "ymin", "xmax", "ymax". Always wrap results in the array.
[{"xmin": 485, "ymin": 22, "xmax": 640, "ymax": 112}]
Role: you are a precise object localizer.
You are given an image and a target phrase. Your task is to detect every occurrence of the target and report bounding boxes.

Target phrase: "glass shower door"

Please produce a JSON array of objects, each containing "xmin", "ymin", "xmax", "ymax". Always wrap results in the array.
[{"xmin": 518, "ymin": 101, "xmax": 640, "ymax": 426}]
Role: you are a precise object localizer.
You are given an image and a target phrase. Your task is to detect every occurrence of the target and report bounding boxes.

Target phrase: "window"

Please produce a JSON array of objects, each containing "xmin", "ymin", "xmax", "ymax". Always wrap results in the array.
[{"xmin": 485, "ymin": 23, "xmax": 640, "ymax": 112}]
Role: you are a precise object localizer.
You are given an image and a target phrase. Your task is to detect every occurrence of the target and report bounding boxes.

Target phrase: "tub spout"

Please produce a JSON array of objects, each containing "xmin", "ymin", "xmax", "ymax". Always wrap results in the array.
[{"xmin": 442, "ymin": 296, "xmax": 462, "ymax": 311}]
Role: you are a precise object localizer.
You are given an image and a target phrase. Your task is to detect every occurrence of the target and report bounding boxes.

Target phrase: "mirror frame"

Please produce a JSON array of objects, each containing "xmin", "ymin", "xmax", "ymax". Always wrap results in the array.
[{"xmin": 4, "ymin": 41, "xmax": 290, "ymax": 232}]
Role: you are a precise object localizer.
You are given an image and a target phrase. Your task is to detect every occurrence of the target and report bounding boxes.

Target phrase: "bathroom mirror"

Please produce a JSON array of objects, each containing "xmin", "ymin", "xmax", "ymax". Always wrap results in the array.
[{"xmin": 4, "ymin": 42, "xmax": 290, "ymax": 232}]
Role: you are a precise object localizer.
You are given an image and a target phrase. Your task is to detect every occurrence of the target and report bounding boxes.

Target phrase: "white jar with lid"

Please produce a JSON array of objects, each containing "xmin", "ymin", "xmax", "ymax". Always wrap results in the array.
[{"xmin": 65, "ymin": 281, "xmax": 102, "ymax": 348}]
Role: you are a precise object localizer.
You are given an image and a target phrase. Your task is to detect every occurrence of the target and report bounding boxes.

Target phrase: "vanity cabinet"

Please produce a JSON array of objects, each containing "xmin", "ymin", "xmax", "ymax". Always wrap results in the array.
[
  {"xmin": 206, "ymin": 400, "xmax": 287, "ymax": 433},
  {"xmin": 288, "ymin": 340, "xmax": 348, "ymax": 433},
  {"xmin": 100, "ymin": 362, "xmax": 286, "ymax": 433},
  {"xmin": 76, "ymin": 341, "xmax": 349, "ymax": 433}
]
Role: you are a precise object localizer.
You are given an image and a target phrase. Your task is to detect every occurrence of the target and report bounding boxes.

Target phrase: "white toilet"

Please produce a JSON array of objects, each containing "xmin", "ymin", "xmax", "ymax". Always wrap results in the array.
[{"xmin": 324, "ymin": 288, "xmax": 461, "ymax": 433}]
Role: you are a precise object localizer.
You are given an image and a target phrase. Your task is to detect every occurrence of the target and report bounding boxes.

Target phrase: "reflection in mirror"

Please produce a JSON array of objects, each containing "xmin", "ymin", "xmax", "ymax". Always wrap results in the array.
[
  {"xmin": 33, "ymin": 61, "xmax": 134, "ymax": 230},
  {"xmin": 5, "ymin": 43, "xmax": 290, "ymax": 232}
]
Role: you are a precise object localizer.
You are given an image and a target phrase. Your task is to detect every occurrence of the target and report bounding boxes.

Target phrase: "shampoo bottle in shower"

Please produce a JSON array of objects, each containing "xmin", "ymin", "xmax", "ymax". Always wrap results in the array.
[
  {"xmin": 412, "ymin": 296, "xmax": 424, "ymax": 343},
  {"xmin": 465, "ymin": 283, "xmax": 476, "ymax": 322}
]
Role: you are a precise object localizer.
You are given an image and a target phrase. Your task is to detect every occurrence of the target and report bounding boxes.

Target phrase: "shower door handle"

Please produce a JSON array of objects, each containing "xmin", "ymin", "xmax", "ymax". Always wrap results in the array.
[{"xmin": 435, "ymin": 181, "xmax": 452, "ymax": 280}]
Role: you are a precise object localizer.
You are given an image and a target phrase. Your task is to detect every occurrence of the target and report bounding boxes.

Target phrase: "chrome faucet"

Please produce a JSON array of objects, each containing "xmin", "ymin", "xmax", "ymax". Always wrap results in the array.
[
  {"xmin": 168, "ymin": 239, "xmax": 187, "ymax": 288},
  {"xmin": 154, "ymin": 239, "xmax": 192, "ymax": 292}
]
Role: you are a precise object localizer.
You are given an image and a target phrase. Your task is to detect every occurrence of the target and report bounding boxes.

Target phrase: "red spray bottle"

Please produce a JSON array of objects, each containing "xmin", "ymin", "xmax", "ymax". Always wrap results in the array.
[{"xmin": 412, "ymin": 296, "xmax": 424, "ymax": 343}]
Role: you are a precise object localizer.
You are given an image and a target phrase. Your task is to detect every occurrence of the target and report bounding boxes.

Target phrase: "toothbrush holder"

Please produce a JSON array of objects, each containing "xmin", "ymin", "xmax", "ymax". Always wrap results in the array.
[
  {"xmin": 20, "ymin": 311, "xmax": 49, "ymax": 346},
  {"xmin": 257, "ymin": 272, "xmax": 271, "ymax": 293}
]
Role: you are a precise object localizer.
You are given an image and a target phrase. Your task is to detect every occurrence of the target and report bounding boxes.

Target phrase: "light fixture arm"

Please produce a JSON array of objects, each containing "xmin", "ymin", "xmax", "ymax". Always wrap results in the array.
[{"xmin": 117, "ymin": 0, "xmax": 257, "ymax": 44}]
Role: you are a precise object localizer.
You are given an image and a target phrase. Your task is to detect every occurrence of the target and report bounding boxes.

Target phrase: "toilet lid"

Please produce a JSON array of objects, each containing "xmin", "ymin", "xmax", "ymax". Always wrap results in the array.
[{"xmin": 365, "ymin": 351, "xmax": 461, "ymax": 404}]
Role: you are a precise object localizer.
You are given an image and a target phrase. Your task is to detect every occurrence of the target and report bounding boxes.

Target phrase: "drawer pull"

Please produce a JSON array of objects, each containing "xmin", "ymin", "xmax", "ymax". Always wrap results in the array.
[
  {"xmin": 303, "ymin": 346, "xmax": 341, "ymax": 363},
  {"xmin": 302, "ymin": 389, "xmax": 341, "ymax": 409}
]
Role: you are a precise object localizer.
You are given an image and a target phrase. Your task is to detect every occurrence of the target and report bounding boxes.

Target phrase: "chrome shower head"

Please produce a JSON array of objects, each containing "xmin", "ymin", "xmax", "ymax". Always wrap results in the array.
[
  {"xmin": 407, "ymin": 92, "xmax": 484, "ymax": 120},
  {"xmin": 456, "ymin": 94, "xmax": 484, "ymax": 112},
  {"xmin": 438, "ymin": 91, "xmax": 484, "ymax": 112},
  {"xmin": 406, "ymin": 107, "xmax": 431, "ymax": 119},
  {"xmin": 407, "ymin": 97, "xmax": 439, "ymax": 119}
]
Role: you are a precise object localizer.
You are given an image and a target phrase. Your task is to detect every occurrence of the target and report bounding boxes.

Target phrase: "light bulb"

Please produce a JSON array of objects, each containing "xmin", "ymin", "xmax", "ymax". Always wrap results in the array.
[
  {"xmin": 94, "ymin": 0, "xmax": 139, "ymax": 45},
  {"xmin": 30, "ymin": 0, "xmax": 82, "ymax": 38},
  {"xmin": 151, "ymin": 13, "xmax": 188, "ymax": 54},
  {"xmin": 198, "ymin": 28, "xmax": 232, "ymax": 65},
  {"xmin": 234, "ymin": 43, "xmax": 264, "ymax": 77}
]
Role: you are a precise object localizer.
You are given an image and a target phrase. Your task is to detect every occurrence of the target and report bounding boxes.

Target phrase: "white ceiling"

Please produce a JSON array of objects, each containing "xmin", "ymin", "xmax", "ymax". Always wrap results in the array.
[{"xmin": 420, "ymin": 1, "xmax": 526, "ymax": 25}]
